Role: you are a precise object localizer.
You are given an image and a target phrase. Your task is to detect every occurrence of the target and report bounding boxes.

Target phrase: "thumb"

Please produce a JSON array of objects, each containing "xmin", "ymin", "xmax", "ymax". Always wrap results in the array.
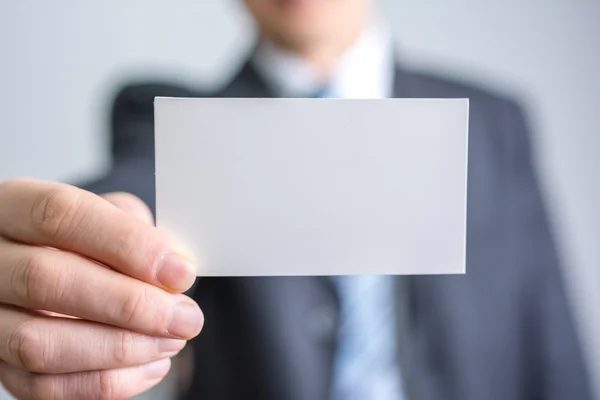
[{"xmin": 101, "ymin": 192, "xmax": 154, "ymax": 225}]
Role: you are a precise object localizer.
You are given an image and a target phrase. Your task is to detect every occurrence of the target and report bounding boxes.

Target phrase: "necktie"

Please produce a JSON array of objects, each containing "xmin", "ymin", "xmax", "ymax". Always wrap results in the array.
[
  {"xmin": 330, "ymin": 275, "xmax": 404, "ymax": 400},
  {"xmin": 314, "ymin": 87, "xmax": 405, "ymax": 400}
]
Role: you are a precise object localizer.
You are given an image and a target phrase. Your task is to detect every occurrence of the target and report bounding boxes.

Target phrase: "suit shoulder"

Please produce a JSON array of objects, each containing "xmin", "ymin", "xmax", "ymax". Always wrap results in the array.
[
  {"xmin": 402, "ymin": 69, "xmax": 533, "ymax": 175},
  {"xmin": 401, "ymin": 69, "xmax": 525, "ymax": 115},
  {"xmin": 111, "ymin": 81, "xmax": 201, "ymax": 114}
]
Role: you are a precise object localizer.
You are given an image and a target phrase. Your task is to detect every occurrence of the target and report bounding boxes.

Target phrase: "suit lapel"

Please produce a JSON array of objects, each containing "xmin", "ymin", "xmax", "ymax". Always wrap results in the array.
[
  {"xmin": 219, "ymin": 60, "xmax": 277, "ymax": 98},
  {"xmin": 234, "ymin": 276, "xmax": 339, "ymax": 400}
]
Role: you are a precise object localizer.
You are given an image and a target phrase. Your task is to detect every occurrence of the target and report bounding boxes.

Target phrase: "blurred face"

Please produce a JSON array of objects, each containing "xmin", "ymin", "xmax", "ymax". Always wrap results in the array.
[{"xmin": 243, "ymin": 0, "xmax": 371, "ymax": 51}]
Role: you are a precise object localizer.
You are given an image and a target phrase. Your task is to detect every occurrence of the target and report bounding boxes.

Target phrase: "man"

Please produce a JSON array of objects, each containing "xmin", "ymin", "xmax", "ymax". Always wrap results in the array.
[{"xmin": 0, "ymin": 1, "xmax": 592, "ymax": 399}]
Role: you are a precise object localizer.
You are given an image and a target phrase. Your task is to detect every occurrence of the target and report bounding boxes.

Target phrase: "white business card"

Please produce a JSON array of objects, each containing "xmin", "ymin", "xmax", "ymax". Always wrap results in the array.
[{"xmin": 155, "ymin": 98, "xmax": 469, "ymax": 276}]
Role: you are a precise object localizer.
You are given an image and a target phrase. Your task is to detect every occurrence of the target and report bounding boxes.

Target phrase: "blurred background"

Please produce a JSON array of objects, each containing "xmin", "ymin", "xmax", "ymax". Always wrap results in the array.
[{"xmin": 0, "ymin": 1, "xmax": 598, "ymax": 399}]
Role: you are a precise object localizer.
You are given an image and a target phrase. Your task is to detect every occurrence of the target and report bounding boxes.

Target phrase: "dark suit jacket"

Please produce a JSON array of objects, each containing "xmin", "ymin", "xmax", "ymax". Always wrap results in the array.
[{"xmin": 83, "ymin": 61, "xmax": 592, "ymax": 400}]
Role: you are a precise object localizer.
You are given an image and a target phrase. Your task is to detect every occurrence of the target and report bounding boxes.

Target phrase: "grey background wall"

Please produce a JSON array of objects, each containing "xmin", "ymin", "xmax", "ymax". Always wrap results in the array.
[{"xmin": 0, "ymin": 1, "xmax": 598, "ymax": 399}]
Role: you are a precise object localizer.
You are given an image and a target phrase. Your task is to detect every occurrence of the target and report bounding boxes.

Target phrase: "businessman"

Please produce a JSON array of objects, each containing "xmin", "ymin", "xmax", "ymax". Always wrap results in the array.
[{"xmin": 0, "ymin": 0, "xmax": 593, "ymax": 399}]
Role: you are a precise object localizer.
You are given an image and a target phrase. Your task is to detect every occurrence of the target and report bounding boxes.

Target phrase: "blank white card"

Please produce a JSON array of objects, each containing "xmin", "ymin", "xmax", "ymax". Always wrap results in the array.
[{"xmin": 155, "ymin": 98, "xmax": 469, "ymax": 276}]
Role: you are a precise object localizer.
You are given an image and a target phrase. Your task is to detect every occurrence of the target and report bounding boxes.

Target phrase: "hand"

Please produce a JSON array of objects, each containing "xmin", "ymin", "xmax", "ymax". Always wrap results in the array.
[{"xmin": 0, "ymin": 178, "xmax": 203, "ymax": 399}]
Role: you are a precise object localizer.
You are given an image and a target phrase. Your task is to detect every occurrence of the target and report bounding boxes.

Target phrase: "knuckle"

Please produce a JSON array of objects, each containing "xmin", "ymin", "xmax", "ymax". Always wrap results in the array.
[
  {"xmin": 98, "ymin": 369, "xmax": 117, "ymax": 400},
  {"xmin": 30, "ymin": 186, "xmax": 85, "ymax": 242},
  {"xmin": 113, "ymin": 221, "xmax": 159, "ymax": 263},
  {"xmin": 11, "ymin": 251, "xmax": 75, "ymax": 311},
  {"xmin": 118, "ymin": 286, "xmax": 150, "ymax": 326},
  {"xmin": 8, "ymin": 320, "xmax": 47, "ymax": 372},
  {"xmin": 10, "ymin": 251, "xmax": 54, "ymax": 307},
  {"xmin": 113, "ymin": 330, "xmax": 137, "ymax": 365},
  {"xmin": 105, "ymin": 221, "xmax": 158, "ymax": 280},
  {"xmin": 114, "ymin": 286, "xmax": 169, "ymax": 335}
]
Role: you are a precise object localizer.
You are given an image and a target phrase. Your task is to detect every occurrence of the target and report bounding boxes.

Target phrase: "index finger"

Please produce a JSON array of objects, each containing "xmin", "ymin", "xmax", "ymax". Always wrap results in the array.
[{"xmin": 0, "ymin": 178, "xmax": 196, "ymax": 293}]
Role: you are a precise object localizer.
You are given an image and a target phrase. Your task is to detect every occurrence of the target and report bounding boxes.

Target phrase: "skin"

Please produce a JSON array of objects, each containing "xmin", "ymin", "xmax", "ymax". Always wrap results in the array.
[
  {"xmin": 0, "ymin": 1, "xmax": 370, "ymax": 398},
  {"xmin": 0, "ymin": 179, "xmax": 203, "ymax": 399},
  {"xmin": 243, "ymin": 0, "xmax": 372, "ymax": 74}
]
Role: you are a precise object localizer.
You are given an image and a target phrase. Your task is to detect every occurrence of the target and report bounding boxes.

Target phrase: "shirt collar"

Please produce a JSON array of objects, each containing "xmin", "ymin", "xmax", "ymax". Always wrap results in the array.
[{"xmin": 252, "ymin": 24, "xmax": 395, "ymax": 99}]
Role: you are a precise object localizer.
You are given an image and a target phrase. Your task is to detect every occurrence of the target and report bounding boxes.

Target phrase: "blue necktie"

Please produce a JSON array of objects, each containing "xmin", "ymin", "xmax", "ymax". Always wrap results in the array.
[
  {"xmin": 330, "ymin": 275, "xmax": 404, "ymax": 400},
  {"xmin": 315, "ymin": 87, "xmax": 405, "ymax": 400}
]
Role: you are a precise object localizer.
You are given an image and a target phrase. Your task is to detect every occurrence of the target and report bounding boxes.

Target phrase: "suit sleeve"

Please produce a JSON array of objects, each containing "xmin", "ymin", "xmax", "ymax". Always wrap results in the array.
[
  {"xmin": 82, "ymin": 83, "xmax": 199, "ymax": 209},
  {"xmin": 504, "ymin": 102, "xmax": 593, "ymax": 400}
]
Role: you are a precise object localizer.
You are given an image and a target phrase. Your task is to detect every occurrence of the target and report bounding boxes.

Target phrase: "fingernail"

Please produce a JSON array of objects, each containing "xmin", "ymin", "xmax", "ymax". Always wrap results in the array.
[
  {"xmin": 167, "ymin": 301, "xmax": 204, "ymax": 339},
  {"xmin": 142, "ymin": 358, "xmax": 171, "ymax": 380},
  {"xmin": 157, "ymin": 338, "xmax": 186, "ymax": 354},
  {"xmin": 156, "ymin": 253, "xmax": 197, "ymax": 292}
]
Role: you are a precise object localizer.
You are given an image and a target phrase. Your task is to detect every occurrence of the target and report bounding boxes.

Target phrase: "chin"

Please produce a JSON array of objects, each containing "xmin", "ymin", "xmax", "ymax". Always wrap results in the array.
[
  {"xmin": 275, "ymin": 0, "xmax": 328, "ymax": 12},
  {"xmin": 271, "ymin": 24, "xmax": 333, "ymax": 49}
]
